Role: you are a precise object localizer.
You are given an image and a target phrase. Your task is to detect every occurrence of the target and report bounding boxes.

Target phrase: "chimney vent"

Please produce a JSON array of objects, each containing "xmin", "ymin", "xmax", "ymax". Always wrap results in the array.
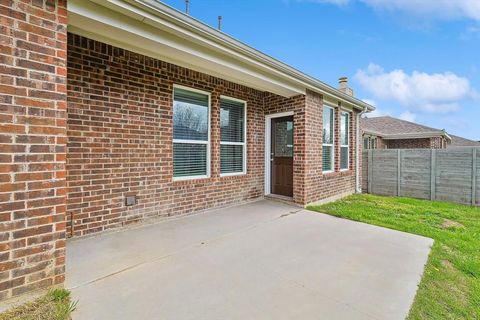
[
  {"xmin": 338, "ymin": 77, "xmax": 354, "ymax": 96},
  {"xmin": 218, "ymin": 15, "xmax": 222, "ymax": 30},
  {"xmin": 185, "ymin": 0, "xmax": 189, "ymax": 14}
]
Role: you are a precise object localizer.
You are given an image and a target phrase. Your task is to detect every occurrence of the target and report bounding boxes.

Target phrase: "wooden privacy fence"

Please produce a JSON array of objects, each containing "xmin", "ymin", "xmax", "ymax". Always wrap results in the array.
[{"xmin": 362, "ymin": 148, "xmax": 480, "ymax": 206}]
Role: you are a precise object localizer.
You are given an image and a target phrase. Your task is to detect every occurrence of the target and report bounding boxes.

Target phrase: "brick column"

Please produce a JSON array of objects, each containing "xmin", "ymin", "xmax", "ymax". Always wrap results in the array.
[
  {"xmin": 303, "ymin": 90, "xmax": 323, "ymax": 204},
  {"xmin": 0, "ymin": 0, "xmax": 67, "ymax": 300}
]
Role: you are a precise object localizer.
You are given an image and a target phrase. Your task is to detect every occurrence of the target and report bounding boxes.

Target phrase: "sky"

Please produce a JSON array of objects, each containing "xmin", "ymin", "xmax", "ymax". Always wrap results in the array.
[{"xmin": 162, "ymin": 0, "xmax": 480, "ymax": 140}]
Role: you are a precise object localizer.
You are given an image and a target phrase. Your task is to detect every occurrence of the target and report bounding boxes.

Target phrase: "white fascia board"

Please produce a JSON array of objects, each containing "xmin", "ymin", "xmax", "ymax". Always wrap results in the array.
[
  {"xmin": 129, "ymin": 0, "xmax": 374, "ymax": 111},
  {"xmin": 68, "ymin": 0, "xmax": 376, "ymax": 111},
  {"xmin": 381, "ymin": 131, "xmax": 451, "ymax": 140},
  {"xmin": 68, "ymin": 0, "xmax": 304, "ymax": 97}
]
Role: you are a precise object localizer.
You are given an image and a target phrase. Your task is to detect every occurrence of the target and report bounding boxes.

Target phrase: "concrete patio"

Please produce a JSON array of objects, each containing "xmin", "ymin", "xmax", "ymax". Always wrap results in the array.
[{"xmin": 66, "ymin": 200, "xmax": 433, "ymax": 320}]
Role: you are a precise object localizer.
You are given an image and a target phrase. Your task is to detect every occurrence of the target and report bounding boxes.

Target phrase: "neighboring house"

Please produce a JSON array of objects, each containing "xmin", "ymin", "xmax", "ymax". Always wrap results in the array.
[
  {"xmin": 449, "ymin": 135, "xmax": 480, "ymax": 148},
  {"xmin": 361, "ymin": 116, "xmax": 451, "ymax": 150},
  {"xmin": 0, "ymin": 0, "xmax": 374, "ymax": 301}
]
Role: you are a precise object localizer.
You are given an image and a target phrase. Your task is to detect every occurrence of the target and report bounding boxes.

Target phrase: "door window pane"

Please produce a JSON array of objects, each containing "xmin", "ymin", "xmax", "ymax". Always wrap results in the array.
[{"xmin": 274, "ymin": 120, "xmax": 293, "ymax": 157}]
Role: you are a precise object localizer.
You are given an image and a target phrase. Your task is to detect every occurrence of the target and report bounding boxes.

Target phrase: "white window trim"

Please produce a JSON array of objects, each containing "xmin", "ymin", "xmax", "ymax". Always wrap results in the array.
[
  {"xmin": 323, "ymin": 105, "xmax": 335, "ymax": 174},
  {"xmin": 340, "ymin": 111, "xmax": 349, "ymax": 171},
  {"xmin": 219, "ymin": 95, "xmax": 247, "ymax": 177},
  {"xmin": 172, "ymin": 84, "xmax": 211, "ymax": 181}
]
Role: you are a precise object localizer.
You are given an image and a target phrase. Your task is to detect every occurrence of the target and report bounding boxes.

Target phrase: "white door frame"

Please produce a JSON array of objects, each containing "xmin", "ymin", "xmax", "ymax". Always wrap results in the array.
[{"xmin": 264, "ymin": 111, "xmax": 294, "ymax": 196}]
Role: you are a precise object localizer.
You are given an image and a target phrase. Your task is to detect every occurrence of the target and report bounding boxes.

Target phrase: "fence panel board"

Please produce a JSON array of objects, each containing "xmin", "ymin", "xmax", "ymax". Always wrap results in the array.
[
  {"xmin": 371, "ymin": 150, "xmax": 398, "ymax": 196},
  {"xmin": 363, "ymin": 147, "xmax": 480, "ymax": 206},
  {"xmin": 435, "ymin": 149, "xmax": 473, "ymax": 205},
  {"xmin": 400, "ymin": 150, "xmax": 431, "ymax": 199}
]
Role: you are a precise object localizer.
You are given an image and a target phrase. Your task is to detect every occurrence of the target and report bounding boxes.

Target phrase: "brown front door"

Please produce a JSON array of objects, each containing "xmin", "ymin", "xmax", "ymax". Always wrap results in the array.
[{"xmin": 271, "ymin": 116, "xmax": 294, "ymax": 197}]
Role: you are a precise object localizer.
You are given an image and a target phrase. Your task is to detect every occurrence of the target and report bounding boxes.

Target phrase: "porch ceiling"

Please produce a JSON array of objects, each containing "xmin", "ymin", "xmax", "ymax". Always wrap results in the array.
[{"xmin": 67, "ymin": 0, "xmax": 306, "ymax": 97}]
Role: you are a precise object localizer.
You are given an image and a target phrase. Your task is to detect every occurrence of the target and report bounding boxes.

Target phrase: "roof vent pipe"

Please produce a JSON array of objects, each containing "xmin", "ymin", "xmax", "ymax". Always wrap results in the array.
[
  {"xmin": 218, "ymin": 15, "xmax": 222, "ymax": 30},
  {"xmin": 185, "ymin": 0, "xmax": 189, "ymax": 14},
  {"xmin": 339, "ymin": 77, "xmax": 354, "ymax": 97}
]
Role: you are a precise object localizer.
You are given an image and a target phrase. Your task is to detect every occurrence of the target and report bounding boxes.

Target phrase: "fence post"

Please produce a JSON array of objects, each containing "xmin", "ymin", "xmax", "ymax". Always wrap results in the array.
[
  {"xmin": 368, "ymin": 150, "xmax": 373, "ymax": 194},
  {"xmin": 430, "ymin": 149, "xmax": 436, "ymax": 201},
  {"xmin": 397, "ymin": 149, "xmax": 401, "ymax": 196},
  {"xmin": 472, "ymin": 148, "xmax": 477, "ymax": 206}
]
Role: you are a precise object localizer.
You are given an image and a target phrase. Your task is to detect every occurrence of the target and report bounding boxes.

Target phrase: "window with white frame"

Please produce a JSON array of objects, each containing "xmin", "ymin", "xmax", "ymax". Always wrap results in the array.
[
  {"xmin": 172, "ymin": 86, "xmax": 210, "ymax": 179},
  {"xmin": 220, "ymin": 97, "xmax": 246, "ymax": 175},
  {"xmin": 340, "ymin": 111, "xmax": 349, "ymax": 170},
  {"xmin": 364, "ymin": 137, "xmax": 370, "ymax": 149},
  {"xmin": 322, "ymin": 106, "xmax": 334, "ymax": 172}
]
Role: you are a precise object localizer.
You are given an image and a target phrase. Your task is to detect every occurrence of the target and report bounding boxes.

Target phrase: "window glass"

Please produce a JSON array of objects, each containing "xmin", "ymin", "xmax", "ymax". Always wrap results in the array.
[
  {"xmin": 364, "ymin": 137, "xmax": 369, "ymax": 149},
  {"xmin": 220, "ymin": 99, "xmax": 244, "ymax": 143},
  {"xmin": 340, "ymin": 112, "xmax": 349, "ymax": 170},
  {"xmin": 274, "ymin": 120, "xmax": 293, "ymax": 157},
  {"xmin": 173, "ymin": 144, "xmax": 207, "ymax": 177},
  {"xmin": 220, "ymin": 98, "xmax": 246, "ymax": 174},
  {"xmin": 323, "ymin": 107, "xmax": 334, "ymax": 144},
  {"xmin": 322, "ymin": 107, "xmax": 334, "ymax": 172},
  {"xmin": 173, "ymin": 88, "xmax": 209, "ymax": 141},
  {"xmin": 173, "ymin": 87, "xmax": 209, "ymax": 178}
]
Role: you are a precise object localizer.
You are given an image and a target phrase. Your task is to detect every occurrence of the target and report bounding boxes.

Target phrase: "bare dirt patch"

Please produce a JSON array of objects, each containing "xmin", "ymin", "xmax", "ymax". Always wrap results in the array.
[{"xmin": 441, "ymin": 219, "xmax": 464, "ymax": 229}]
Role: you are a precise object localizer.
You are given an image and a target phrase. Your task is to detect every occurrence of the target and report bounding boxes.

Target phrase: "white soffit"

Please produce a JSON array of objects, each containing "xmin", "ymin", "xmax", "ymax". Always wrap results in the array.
[
  {"xmin": 67, "ymin": 0, "xmax": 305, "ymax": 97},
  {"xmin": 67, "ymin": 0, "xmax": 375, "ymax": 110}
]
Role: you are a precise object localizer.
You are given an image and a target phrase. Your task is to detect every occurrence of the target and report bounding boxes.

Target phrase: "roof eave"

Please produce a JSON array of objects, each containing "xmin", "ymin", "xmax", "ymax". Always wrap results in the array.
[
  {"xmin": 368, "ymin": 131, "xmax": 452, "ymax": 141},
  {"xmin": 83, "ymin": 0, "xmax": 374, "ymax": 111}
]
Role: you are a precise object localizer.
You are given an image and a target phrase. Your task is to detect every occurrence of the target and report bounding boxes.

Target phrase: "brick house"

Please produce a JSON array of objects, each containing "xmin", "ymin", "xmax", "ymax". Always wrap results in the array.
[
  {"xmin": 0, "ymin": 0, "xmax": 374, "ymax": 301},
  {"xmin": 361, "ymin": 116, "xmax": 452, "ymax": 150}
]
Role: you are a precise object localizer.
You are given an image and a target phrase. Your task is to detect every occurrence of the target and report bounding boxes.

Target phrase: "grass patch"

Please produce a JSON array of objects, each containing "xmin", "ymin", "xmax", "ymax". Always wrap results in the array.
[
  {"xmin": 0, "ymin": 289, "xmax": 77, "ymax": 320},
  {"xmin": 307, "ymin": 194, "xmax": 480, "ymax": 320}
]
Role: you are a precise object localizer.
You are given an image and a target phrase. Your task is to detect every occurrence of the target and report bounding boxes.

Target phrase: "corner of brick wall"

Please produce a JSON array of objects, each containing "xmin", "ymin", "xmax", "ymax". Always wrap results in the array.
[
  {"xmin": 0, "ymin": 0, "xmax": 67, "ymax": 301},
  {"xmin": 303, "ymin": 90, "xmax": 358, "ymax": 204}
]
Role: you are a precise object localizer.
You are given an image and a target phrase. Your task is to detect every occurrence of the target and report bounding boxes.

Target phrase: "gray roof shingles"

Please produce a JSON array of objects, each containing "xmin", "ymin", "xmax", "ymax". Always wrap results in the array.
[
  {"xmin": 361, "ymin": 116, "xmax": 480, "ymax": 147},
  {"xmin": 361, "ymin": 116, "xmax": 443, "ymax": 135}
]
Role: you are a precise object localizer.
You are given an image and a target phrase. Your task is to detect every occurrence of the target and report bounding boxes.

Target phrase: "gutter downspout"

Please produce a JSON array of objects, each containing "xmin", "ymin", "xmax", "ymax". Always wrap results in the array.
[{"xmin": 356, "ymin": 106, "xmax": 369, "ymax": 193}]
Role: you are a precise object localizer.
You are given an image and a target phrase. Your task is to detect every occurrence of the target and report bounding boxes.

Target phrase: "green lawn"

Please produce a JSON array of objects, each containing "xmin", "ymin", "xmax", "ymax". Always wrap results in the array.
[
  {"xmin": 307, "ymin": 194, "xmax": 480, "ymax": 320},
  {"xmin": 0, "ymin": 289, "xmax": 76, "ymax": 320}
]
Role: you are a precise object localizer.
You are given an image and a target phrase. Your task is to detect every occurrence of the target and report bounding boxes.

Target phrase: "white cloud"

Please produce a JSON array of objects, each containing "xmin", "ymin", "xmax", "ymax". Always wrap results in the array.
[
  {"xmin": 461, "ymin": 26, "xmax": 480, "ymax": 40},
  {"xmin": 360, "ymin": 0, "xmax": 480, "ymax": 21},
  {"xmin": 399, "ymin": 111, "xmax": 417, "ymax": 122},
  {"xmin": 299, "ymin": 0, "xmax": 480, "ymax": 21},
  {"xmin": 354, "ymin": 63, "xmax": 473, "ymax": 114},
  {"xmin": 361, "ymin": 99, "xmax": 392, "ymax": 118},
  {"xmin": 300, "ymin": 0, "xmax": 349, "ymax": 5}
]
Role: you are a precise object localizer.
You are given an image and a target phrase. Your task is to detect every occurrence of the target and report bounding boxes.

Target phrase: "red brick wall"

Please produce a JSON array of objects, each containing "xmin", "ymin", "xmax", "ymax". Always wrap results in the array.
[
  {"xmin": 430, "ymin": 137, "xmax": 446, "ymax": 149},
  {"xmin": 304, "ymin": 96, "xmax": 358, "ymax": 203},
  {"xmin": 375, "ymin": 137, "xmax": 387, "ymax": 149},
  {"xmin": 66, "ymin": 34, "xmax": 271, "ymax": 237},
  {"xmin": 264, "ymin": 91, "xmax": 360, "ymax": 204},
  {"xmin": 264, "ymin": 93, "xmax": 306, "ymax": 204},
  {"xmin": 386, "ymin": 138, "xmax": 431, "ymax": 149},
  {"xmin": 0, "ymin": 0, "xmax": 67, "ymax": 301}
]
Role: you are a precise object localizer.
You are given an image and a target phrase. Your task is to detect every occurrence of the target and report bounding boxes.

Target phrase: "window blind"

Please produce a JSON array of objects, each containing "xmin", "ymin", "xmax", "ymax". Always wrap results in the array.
[
  {"xmin": 322, "ymin": 107, "xmax": 334, "ymax": 171},
  {"xmin": 173, "ymin": 87, "xmax": 210, "ymax": 179},
  {"xmin": 220, "ymin": 98, "xmax": 245, "ymax": 175},
  {"xmin": 173, "ymin": 143, "xmax": 207, "ymax": 177},
  {"xmin": 322, "ymin": 146, "xmax": 333, "ymax": 172},
  {"xmin": 173, "ymin": 88, "xmax": 209, "ymax": 141},
  {"xmin": 340, "ymin": 112, "xmax": 349, "ymax": 170}
]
